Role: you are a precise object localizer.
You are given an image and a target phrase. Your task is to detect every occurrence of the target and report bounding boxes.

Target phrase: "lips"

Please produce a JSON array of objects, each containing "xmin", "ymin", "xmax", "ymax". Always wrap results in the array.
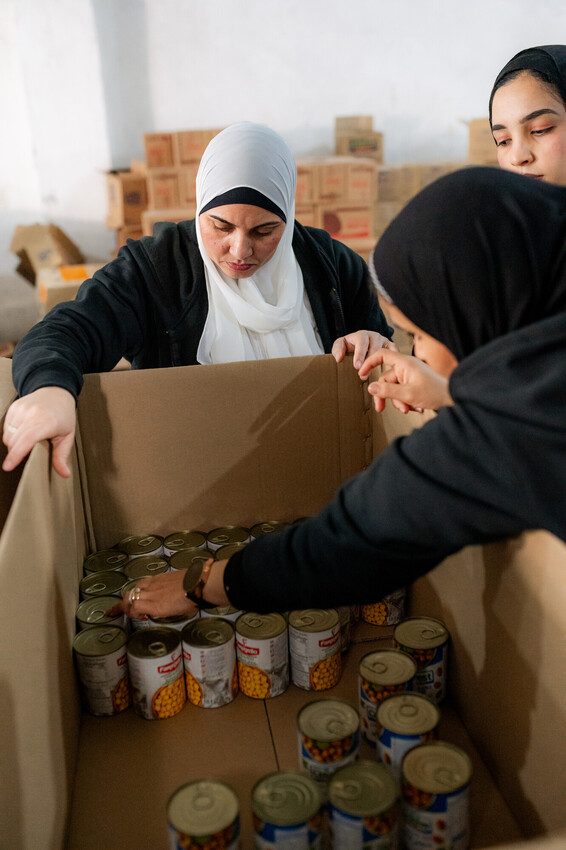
[{"xmin": 226, "ymin": 262, "xmax": 254, "ymax": 273}]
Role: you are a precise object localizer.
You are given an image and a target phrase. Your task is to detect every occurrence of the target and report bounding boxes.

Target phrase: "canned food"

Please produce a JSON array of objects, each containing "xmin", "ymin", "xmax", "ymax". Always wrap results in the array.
[
  {"xmin": 215, "ymin": 542, "xmax": 248, "ymax": 560},
  {"xmin": 207, "ymin": 525, "xmax": 250, "ymax": 552},
  {"xmin": 377, "ymin": 693, "xmax": 440, "ymax": 781},
  {"xmin": 181, "ymin": 617, "xmax": 237, "ymax": 708},
  {"xmin": 167, "ymin": 780, "xmax": 240, "ymax": 849},
  {"xmin": 361, "ymin": 588, "xmax": 406, "ymax": 626},
  {"xmin": 127, "ymin": 627, "xmax": 185, "ymax": 719},
  {"xmin": 116, "ymin": 534, "xmax": 164, "ymax": 559},
  {"xmin": 169, "ymin": 547, "xmax": 213, "ymax": 574},
  {"xmin": 79, "ymin": 570, "xmax": 127, "ymax": 601},
  {"xmin": 401, "ymin": 741, "xmax": 472, "ymax": 850},
  {"xmin": 288, "ymin": 609, "xmax": 341, "ymax": 691},
  {"xmin": 73, "ymin": 625, "xmax": 130, "ymax": 716},
  {"xmin": 250, "ymin": 521, "xmax": 289, "ymax": 540},
  {"xmin": 252, "ymin": 771, "xmax": 323, "ymax": 848},
  {"xmin": 121, "ymin": 578, "xmax": 152, "ymax": 631},
  {"xmin": 358, "ymin": 649, "xmax": 416, "ymax": 743},
  {"xmin": 336, "ymin": 606, "xmax": 352, "ymax": 653},
  {"xmin": 297, "ymin": 699, "xmax": 360, "ymax": 786},
  {"xmin": 163, "ymin": 529, "xmax": 207, "ymax": 556},
  {"xmin": 394, "ymin": 617, "xmax": 449, "ymax": 703},
  {"xmin": 83, "ymin": 548, "xmax": 129, "ymax": 575},
  {"xmin": 149, "ymin": 611, "xmax": 199, "ymax": 632},
  {"xmin": 123, "ymin": 554, "xmax": 169, "ymax": 581},
  {"xmin": 200, "ymin": 606, "xmax": 243, "ymax": 623},
  {"xmin": 75, "ymin": 595, "xmax": 125, "ymax": 631},
  {"xmin": 328, "ymin": 760, "xmax": 399, "ymax": 849},
  {"xmin": 235, "ymin": 612, "xmax": 288, "ymax": 699}
]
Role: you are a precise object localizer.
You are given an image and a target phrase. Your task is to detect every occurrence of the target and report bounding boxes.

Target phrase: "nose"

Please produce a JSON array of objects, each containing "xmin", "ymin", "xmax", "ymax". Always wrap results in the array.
[
  {"xmin": 509, "ymin": 138, "xmax": 534, "ymax": 168},
  {"xmin": 229, "ymin": 230, "xmax": 253, "ymax": 261}
]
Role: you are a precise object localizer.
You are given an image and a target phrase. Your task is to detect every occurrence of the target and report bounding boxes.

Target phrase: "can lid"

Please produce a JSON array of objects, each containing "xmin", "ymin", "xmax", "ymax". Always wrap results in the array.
[
  {"xmin": 182, "ymin": 617, "xmax": 234, "ymax": 647},
  {"xmin": 394, "ymin": 617, "xmax": 449, "ymax": 650},
  {"xmin": 215, "ymin": 542, "xmax": 248, "ymax": 560},
  {"xmin": 402, "ymin": 741, "xmax": 472, "ymax": 793},
  {"xmin": 359, "ymin": 649, "xmax": 416, "ymax": 685},
  {"xmin": 170, "ymin": 548, "xmax": 212, "ymax": 577},
  {"xmin": 167, "ymin": 780, "xmax": 238, "ymax": 835},
  {"xmin": 250, "ymin": 521, "xmax": 289, "ymax": 538},
  {"xmin": 117, "ymin": 534, "xmax": 163, "ymax": 556},
  {"xmin": 377, "ymin": 693, "xmax": 440, "ymax": 735},
  {"xmin": 298, "ymin": 699, "xmax": 359, "ymax": 742},
  {"xmin": 73, "ymin": 625, "xmax": 127, "ymax": 656},
  {"xmin": 76, "ymin": 596, "xmax": 122, "ymax": 625},
  {"xmin": 252, "ymin": 772, "xmax": 322, "ymax": 825},
  {"xmin": 288, "ymin": 608, "xmax": 339, "ymax": 632},
  {"xmin": 235, "ymin": 612, "xmax": 287, "ymax": 640},
  {"xmin": 83, "ymin": 549, "xmax": 128, "ymax": 574},
  {"xmin": 164, "ymin": 530, "xmax": 207, "ymax": 550},
  {"xmin": 329, "ymin": 760, "xmax": 398, "ymax": 817},
  {"xmin": 207, "ymin": 526, "xmax": 249, "ymax": 547},
  {"xmin": 79, "ymin": 570, "xmax": 127, "ymax": 597},
  {"xmin": 151, "ymin": 611, "xmax": 199, "ymax": 626},
  {"xmin": 124, "ymin": 555, "xmax": 169, "ymax": 580},
  {"xmin": 127, "ymin": 626, "xmax": 180, "ymax": 657}
]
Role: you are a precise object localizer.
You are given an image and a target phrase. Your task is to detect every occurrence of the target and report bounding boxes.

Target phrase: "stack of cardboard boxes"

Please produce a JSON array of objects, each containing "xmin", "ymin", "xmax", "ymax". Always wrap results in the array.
[
  {"xmin": 467, "ymin": 117, "xmax": 499, "ymax": 165},
  {"xmin": 334, "ymin": 115, "xmax": 384, "ymax": 161}
]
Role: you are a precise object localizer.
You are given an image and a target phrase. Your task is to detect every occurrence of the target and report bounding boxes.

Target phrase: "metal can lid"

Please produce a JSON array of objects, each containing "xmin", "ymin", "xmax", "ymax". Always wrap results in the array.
[
  {"xmin": 167, "ymin": 779, "xmax": 239, "ymax": 836},
  {"xmin": 182, "ymin": 617, "xmax": 235, "ymax": 647},
  {"xmin": 359, "ymin": 649, "xmax": 416, "ymax": 685},
  {"xmin": 402, "ymin": 741, "xmax": 472, "ymax": 793},
  {"xmin": 127, "ymin": 626, "xmax": 181, "ymax": 658},
  {"xmin": 207, "ymin": 526, "xmax": 249, "ymax": 547},
  {"xmin": 298, "ymin": 699, "xmax": 359, "ymax": 742},
  {"xmin": 252, "ymin": 771, "xmax": 322, "ymax": 826},
  {"xmin": 83, "ymin": 549, "xmax": 129, "ymax": 574},
  {"xmin": 215, "ymin": 542, "xmax": 248, "ymax": 560},
  {"xmin": 201, "ymin": 606, "xmax": 241, "ymax": 618},
  {"xmin": 377, "ymin": 692, "xmax": 440, "ymax": 735},
  {"xmin": 164, "ymin": 530, "xmax": 207, "ymax": 551},
  {"xmin": 151, "ymin": 611, "xmax": 199, "ymax": 627},
  {"xmin": 329, "ymin": 760, "xmax": 398, "ymax": 817},
  {"xmin": 288, "ymin": 608, "xmax": 339, "ymax": 633},
  {"xmin": 117, "ymin": 534, "xmax": 163, "ymax": 556},
  {"xmin": 170, "ymin": 548, "xmax": 212, "ymax": 575},
  {"xmin": 235, "ymin": 612, "xmax": 287, "ymax": 640},
  {"xmin": 79, "ymin": 570, "xmax": 127, "ymax": 598},
  {"xmin": 123, "ymin": 555, "xmax": 169, "ymax": 580},
  {"xmin": 394, "ymin": 617, "xmax": 449, "ymax": 650},
  {"xmin": 76, "ymin": 596, "xmax": 122, "ymax": 626},
  {"xmin": 73, "ymin": 625, "xmax": 128, "ymax": 656},
  {"xmin": 250, "ymin": 521, "xmax": 289, "ymax": 539}
]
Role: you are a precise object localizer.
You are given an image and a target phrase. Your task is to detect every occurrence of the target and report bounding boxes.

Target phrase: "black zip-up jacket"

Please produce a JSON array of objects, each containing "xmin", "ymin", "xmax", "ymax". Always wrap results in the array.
[{"xmin": 12, "ymin": 220, "xmax": 391, "ymax": 399}]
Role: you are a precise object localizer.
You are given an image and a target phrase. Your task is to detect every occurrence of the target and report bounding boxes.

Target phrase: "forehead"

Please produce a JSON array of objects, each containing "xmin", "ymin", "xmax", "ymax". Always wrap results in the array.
[
  {"xmin": 492, "ymin": 71, "xmax": 566, "ymax": 118},
  {"xmin": 200, "ymin": 204, "xmax": 283, "ymax": 227}
]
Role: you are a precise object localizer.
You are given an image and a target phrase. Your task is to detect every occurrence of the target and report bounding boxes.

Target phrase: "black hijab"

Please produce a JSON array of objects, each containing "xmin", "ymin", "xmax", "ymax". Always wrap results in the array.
[
  {"xmin": 371, "ymin": 167, "xmax": 566, "ymax": 361},
  {"xmin": 489, "ymin": 45, "xmax": 566, "ymax": 121}
]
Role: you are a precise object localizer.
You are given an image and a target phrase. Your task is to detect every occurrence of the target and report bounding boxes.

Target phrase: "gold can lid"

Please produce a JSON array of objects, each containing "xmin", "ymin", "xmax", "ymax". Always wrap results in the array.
[
  {"xmin": 83, "ymin": 549, "xmax": 128, "ymax": 574},
  {"xmin": 235, "ymin": 611, "xmax": 287, "ymax": 640},
  {"xmin": 252, "ymin": 771, "xmax": 322, "ymax": 826},
  {"xmin": 124, "ymin": 555, "xmax": 169, "ymax": 580},
  {"xmin": 289, "ymin": 608, "xmax": 339, "ymax": 633},
  {"xmin": 377, "ymin": 692, "xmax": 440, "ymax": 735},
  {"xmin": 116, "ymin": 534, "xmax": 163, "ymax": 557},
  {"xmin": 164, "ymin": 530, "xmax": 207, "ymax": 551},
  {"xmin": 329, "ymin": 760, "xmax": 398, "ymax": 817},
  {"xmin": 170, "ymin": 548, "xmax": 212, "ymax": 574},
  {"xmin": 127, "ymin": 626, "xmax": 180, "ymax": 658},
  {"xmin": 215, "ymin": 542, "xmax": 248, "ymax": 560},
  {"xmin": 182, "ymin": 616, "xmax": 235, "ymax": 648},
  {"xmin": 298, "ymin": 699, "xmax": 359, "ymax": 742},
  {"xmin": 359, "ymin": 649, "xmax": 416, "ymax": 685},
  {"xmin": 207, "ymin": 526, "xmax": 249, "ymax": 548},
  {"xmin": 250, "ymin": 521, "xmax": 289, "ymax": 539},
  {"xmin": 73, "ymin": 625, "xmax": 127, "ymax": 657},
  {"xmin": 402, "ymin": 741, "xmax": 472, "ymax": 794},
  {"xmin": 167, "ymin": 780, "xmax": 239, "ymax": 836},
  {"xmin": 76, "ymin": 596, "xmax": 122, "ymax": 626},
  {"xmin": 394, "ymin": 617, "xmax": 449, "ymax": 650},
  {"xmin": 79, "ymin": 570, "xmax": 127, "ymax": 598}
]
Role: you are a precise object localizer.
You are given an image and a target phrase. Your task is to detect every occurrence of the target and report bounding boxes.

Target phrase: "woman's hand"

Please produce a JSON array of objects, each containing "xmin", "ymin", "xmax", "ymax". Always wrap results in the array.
[
  {"xmin": 2, "ymin": 387, "xmax": 77, "ymax": 477},
  {"xmin": 358, "ymin": 349, "xmax": 453, "ymax": 414},
  {"xmin": 332, "ymin": 331, "xmax": 397, "ymax": 370}
]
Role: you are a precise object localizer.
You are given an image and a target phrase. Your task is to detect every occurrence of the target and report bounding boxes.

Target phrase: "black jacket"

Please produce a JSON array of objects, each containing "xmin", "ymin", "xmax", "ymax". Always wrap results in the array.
[{"xmin": 12, "ymin": 220, "xmax": 391, "ymax": 399}]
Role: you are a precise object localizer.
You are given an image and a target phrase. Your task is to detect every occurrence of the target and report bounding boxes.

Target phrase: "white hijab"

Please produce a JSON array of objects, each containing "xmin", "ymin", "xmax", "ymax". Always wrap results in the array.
[{"xmin": 195, "ymin": 122, "xmax": 323, "ymax": 363}]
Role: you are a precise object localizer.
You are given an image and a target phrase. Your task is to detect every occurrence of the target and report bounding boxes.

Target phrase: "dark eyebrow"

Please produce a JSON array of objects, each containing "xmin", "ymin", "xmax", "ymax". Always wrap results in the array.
[
  {"xmin": 491, "ymin": 108, "xmax": 560, "ymax": 132},
  {"xmin": 207, "ymin": 214, "xmax": 282, "ymax": 228}
]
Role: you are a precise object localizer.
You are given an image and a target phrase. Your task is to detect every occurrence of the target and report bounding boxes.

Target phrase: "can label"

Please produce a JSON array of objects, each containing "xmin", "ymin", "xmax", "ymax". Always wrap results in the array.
[
  {"xmin": 201, "ymin": 607, "xmax": 242, "ymax": 623},
  {"xmin": 289, "ymin": 623, "xmax": 341, "ymax": 691},
  {"xmin": 330, "ymin": 807, "xmax": 398, "ymax": 849},
  {"xmin": 183, "ymin": 640, "xmax": 237, "ymax": 708},
  {"xmin": 398, "ymin": 643, "xmax": 448, "ymax": 703},
  {"xmin": 168, "ymin": 820, "xmax": 240, "ymax": 850},
  {"xmin": 336, "ymin": 606, "xmax": 352, "ymax": 653},
  {"xmin": 377, "ymin": 729, "xmax": 435, "ymax": 782},
  {"xmin": 128, "ymin": 642, "xmax": 185, "ymax": 720},
  {"xmin": 236, "ymin": 631, "xmax": 288, "ymax": 699},
  {"xmin": 254, "ymin": 817, "xmax": 322, "ymax": 848},
  {"xmin": 361, "ymin": 588, "xmax": 406, "ymax": 626},
  {"xmin": 359, "ymin": 678, "xmax": 408, "ymax": 744},
  {"xmin": 402, "ymin": 785, "xmax": 469, "ymax": 850},
  {"xmin": 75, "ymin": 643, "xmax": 130, "ymax": 716},
  {"xmin": 298, "ymin": 728, "xmax": 360, "ymax": 783}
]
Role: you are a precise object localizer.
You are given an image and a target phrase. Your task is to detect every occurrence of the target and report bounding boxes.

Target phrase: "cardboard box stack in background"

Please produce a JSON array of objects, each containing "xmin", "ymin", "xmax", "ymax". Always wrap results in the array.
[
  {"xmin": 36, "ymin": 263, "xmax": 104, "ymax": 316},
  {"xmin": 10, "ymin": 224, "xmax": 84, "ymax": 284},
  {"xmin": 335, "ymin": 115, "xmax": 384, "ymax": 162},
  {"xmin": 467, "ymin": 117, "xmax": 498, "ymax": 165},
  {"xmin": 106, "ymin": 170, "xmax": 148, "ymax": 249}
]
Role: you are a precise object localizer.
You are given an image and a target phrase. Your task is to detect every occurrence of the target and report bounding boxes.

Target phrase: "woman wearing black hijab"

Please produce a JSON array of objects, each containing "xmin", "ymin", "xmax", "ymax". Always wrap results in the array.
[
  {"xmin": 112, "ymin": 167, "xmax": 566, "ymax": 618},
  {"xmin": 489, "ymin": 45, "xmax": 566, "ymax": 186}
]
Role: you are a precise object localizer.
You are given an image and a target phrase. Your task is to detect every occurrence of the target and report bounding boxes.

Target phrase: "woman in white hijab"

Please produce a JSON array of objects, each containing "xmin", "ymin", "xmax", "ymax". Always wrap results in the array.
[{"xmin": 4, "ymin": 122, "xmax": 393, "ymax": 476}]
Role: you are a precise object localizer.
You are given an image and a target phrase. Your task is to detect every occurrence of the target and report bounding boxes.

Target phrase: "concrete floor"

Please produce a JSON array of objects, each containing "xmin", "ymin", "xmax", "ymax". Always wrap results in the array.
[{"xmin": 0, "ymin": 273, "xmax": 41, "ymax": 344}]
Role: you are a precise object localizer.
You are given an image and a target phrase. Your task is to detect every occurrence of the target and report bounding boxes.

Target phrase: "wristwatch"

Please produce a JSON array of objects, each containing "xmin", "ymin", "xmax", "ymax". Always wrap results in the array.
[{"xmin": 183, "ymin": 556, "xmax": 216, "ymax": 609}]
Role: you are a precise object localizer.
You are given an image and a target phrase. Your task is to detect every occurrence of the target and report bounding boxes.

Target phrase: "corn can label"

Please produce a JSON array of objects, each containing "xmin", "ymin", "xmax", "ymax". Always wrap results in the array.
[
  {"xmin": 361, "ymin": 588, "xmax": 406, "ymax": 626},
  {"xmin": 402, "ymin": 784, "xmax": 469, "ymax": 850},
  {"xmin": 128, "ymin": 638, "xmax": 185, "ymax": 720},
  {"xmin": 182, "ymin": 639, "xmax": 237, "ymax": 708},
  {"xmin": 73, "ymin": 630, "xmax": 130, "ymax": 716},
  {"xmin": 359, "ymin": 678, "xmax": 409, "ymax": 744},
  {"xmin": 329, "ymin": 807, "xmax": 398, "ymax": 849},
  {"xmin": 289, "ymin": 622, "xmax": 341, "ymax": 691},
  {"xmin": 397, "ymin": 642, "xmax": 448, "ymax": 703},
  {"xmin": 236, "ymin": 631, "xmax": 288, "ymax": 699},
  {"xmin": 254, "ymin": 817, "xmax": 322, "ymax": 848},
  {"xmin": 168, "ymin": 819, "xmax": 240, "ymax": 850},
  {"xmin": 336, "ymin": 606, "xmax": 352, "ymax": 653}
]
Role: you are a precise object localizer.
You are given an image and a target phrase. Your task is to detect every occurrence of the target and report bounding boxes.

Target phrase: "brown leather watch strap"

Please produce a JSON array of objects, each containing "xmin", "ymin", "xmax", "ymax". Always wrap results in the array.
[{"xmin": 183, "ymin": 557, "xmax": 216, "ymax": 609}]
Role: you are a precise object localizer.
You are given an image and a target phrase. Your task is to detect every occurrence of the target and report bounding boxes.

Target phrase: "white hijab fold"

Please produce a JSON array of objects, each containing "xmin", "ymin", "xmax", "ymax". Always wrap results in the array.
[{"xmin": 195, "ymin": 122, "xmax": 323, "ymax": 363}]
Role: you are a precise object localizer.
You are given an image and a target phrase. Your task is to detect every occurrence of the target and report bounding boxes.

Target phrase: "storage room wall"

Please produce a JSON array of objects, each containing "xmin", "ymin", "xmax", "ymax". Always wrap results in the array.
[{"xmin": 1, "ymin": 0, "xmax": 565, "ymax": 274}]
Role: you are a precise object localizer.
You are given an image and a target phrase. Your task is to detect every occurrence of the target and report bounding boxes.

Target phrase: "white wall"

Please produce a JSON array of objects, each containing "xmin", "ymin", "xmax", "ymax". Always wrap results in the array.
[{"xmin": 1, "ymin": 0, "xmax": 565, "ymax": 274}]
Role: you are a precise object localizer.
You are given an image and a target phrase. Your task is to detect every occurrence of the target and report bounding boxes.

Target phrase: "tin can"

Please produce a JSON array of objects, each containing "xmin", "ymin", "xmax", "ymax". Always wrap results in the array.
[
  {"xmin": 116, "ymin": 533, "xmax": 164, "ymax": 559},
  {"xmin": 167, "ymin": 780, "xmax": 240, "ymax": 850},
  {"xmin": 361, "ymin": 588, "xmax": 406, "ymax": 626},
  {"xmin": 207, "ymin": 525, "xmax": 250, "ymax": 552},
  {"xmin": 394, "ymin": 617, "xmax": 449, "ymax": 703},
  {"xmin": 250, "ymin": 521, "xmax": 289, "ymax": 540},
  {"xmin": 83, "ymin": 548, "xmax": 129, "ymax": 575},
  {"xmin": 163, "ymin": 529, "xmax": 207, "ymax": 556},
  {"xmin": 252, "ymin": 771, "xmax": 323, "ymax": 848},
  {"xmin": 200, "ymin": 606, "xmax": 243, "ymax": 623},
  {"xmin": 181, "ymin": 617, "xmax": 237, "ymax": 708},
  {"xmin": 401, "ymin": 741, "xmax": 472, "ymax": 850},
  {"xmin": 169, "ymin": 547, "xmax": 212, "ymax": 574},
  {"xmin": 149, "ymin": 611, "xmax": 199, "ymax": 632},
  {"xmin": 336, "ymin": 606, "xmax": 352, "ymax": 653},
  {"xmin": 75, "ymin": 595, "xmax": 126, "ymax": 631},
  {"xmin": 127, "ymin": 627, "xmax": 185, "ymax": 720},
  {"xmin": 328, "ymin": 760, "xmax": 399, "ymax": 849},
  {"xmin": 288, "ymin": 609, "xmax": 341, "ymax": 691},
  {"xmin": 79, "ymin": 570, "xmax": 127, "ymax": 601},
  {"xmin": 121, "ymin": 578, "xmax": 152, "ymax": 631},
  {"xmin": 235, "ymin": 612, "xmax": 288, "ymax": 699},
  {"xmin": 297, "ymin": 699, "xmax": 360, "ymax": 786},
  {"xmin": 215, "ymin": 542, "xmax": 248, "ymax": 560},
  {"xmin": 376, "ymin": 693, "xmax": 440, "ymax": 781},
  {"xmin": 73, "ymin": 625, "xmax": 130, "ymax": 716},
  {"xmin": 123, "ymin": 554, "xmax": 170, "ymax": 581},
  {"xmin": 358, "ymin": 649, "xmax": 416, "ymax": 743}
]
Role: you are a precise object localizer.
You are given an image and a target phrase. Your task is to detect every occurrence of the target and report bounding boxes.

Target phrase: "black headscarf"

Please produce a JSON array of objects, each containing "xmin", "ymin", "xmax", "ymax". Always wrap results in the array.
[
  {"xmin": 371, "ymin": 167, "xmax": 566, "ymax": 360},
  {"xmin": 489, "ymin": 45, "xmax": 566, "ymax": 121}
]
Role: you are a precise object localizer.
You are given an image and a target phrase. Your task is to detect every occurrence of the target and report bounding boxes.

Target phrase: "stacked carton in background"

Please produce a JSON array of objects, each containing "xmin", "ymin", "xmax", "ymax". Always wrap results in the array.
[
  {"xmin": 467, "ymin": 117, "xmax": 499, "ymax": 165},
  {"xmin": 334, "ymin": 114, "xmax": 384, "ymax": 161}
]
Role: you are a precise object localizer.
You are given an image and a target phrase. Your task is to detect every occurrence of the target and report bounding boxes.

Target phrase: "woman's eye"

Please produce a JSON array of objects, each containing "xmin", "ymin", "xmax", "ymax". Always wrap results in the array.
[
  {"xmin": 494, "ymin": 138, "xmax": 509, "ymax": 147},
  {"xmin": 531, "ymin": 126, "xmax": 553, "ymax": 136}
]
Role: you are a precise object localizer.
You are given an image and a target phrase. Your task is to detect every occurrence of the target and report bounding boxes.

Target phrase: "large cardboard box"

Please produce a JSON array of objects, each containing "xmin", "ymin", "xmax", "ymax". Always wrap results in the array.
[
  {"xmin": 468, "ymin": 118, "xmax": 499, "ymax": 166},
  {"xmin": 10, "ymin": 224, "xmax": 84, "ymax": 284},
  {"xmin": 1, "ymin": 356, "xmax": 565, "ymax": 848},
  {"xmin": 141, "ymin": 207, "xmax": 196, "ymax": 237},
  {"xmin": 376, "ymin": 164, "xmax": 424, "ymax": 204},
  {"xmin": 335, "ymin": 115, "xmax": 374, "ymax": 133},
  {"xmin": 105, "ymin": 171, "xmax": 148, "ymax": 228},
  {"xmin": 173, "ymin": 128, "xmax": 223, "ymax": 165},
  {"xmin": 144, "ymin": 132, "xmax": 175, "ymax": 168},
  {"xmin": 318, "ymin": 205, "xmax": 374, "ymax": 240},
  {"xmin": 315, "ymin": 157, "xmax": 377, "ymax": 205},
  {"xmin": 147, "ymin": 168, "xmax": 181, "ymax": 209},
  {"xmin": 36, "ymin": 262, "xmax": 105, "ymax": 315},
  {"xmin": 335, "ymin": 130, "xmax": 384, "ymax": 162}
]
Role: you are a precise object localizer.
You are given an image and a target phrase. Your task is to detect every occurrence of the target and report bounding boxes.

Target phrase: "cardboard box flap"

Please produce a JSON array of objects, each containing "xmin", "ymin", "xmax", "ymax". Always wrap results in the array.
[{"xmin": 77, "ymin": 355, "xmax": 374, "ymax": 549}]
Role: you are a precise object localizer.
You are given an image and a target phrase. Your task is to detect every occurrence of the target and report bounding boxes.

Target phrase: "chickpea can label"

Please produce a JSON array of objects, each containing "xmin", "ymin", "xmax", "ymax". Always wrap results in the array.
[
  {"xmin": 127, "ymin": 627, "xmax": 186, "ymax": 720},
  {"xmin": 289, "ymin": 609, "xmax": 341, "ymax": 691},
  {"xmin": 182, "ymin": 617, "xmax": 237, "ymax": 708},
  {"xmin": 235, "ymin": 612, "xmax": 288, "ymax": 699},
  {"xmin": 297, "ymin": 699, "xmax": 360, "ymax": 786},
  {"xmin": 394, "ymin": 617, "xmax": 449, "ymax": 703},
  {"xmin": 252, "ymin": 771, "xmax": 323, "ymax": 848},
  {"xmin": 362, "ymin": 588, "xmax": 406, "ymax": 626},
  {"xmin": 376, "ymin": 693, "xmax": 440, "ymax": 782},
  {"xmin": 73, "ymin": 626, "xmax": 130, "ymax": 716},
  {"xmin": 167, "ymin": 780, "xmax": 240, "ymax": 850},
  {"xmin": 358, "ymin": 649, "xmax": 417, "ymax": 743},
  {"xmin": 329, "ymin": 761, "xmax": 399, "ymax": 849}
]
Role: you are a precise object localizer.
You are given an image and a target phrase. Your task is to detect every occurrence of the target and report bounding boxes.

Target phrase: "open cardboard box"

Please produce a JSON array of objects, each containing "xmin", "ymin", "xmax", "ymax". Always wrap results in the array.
[{"xmin": 0, "ymin": 354, "xmax": 565, "ymax": 849}]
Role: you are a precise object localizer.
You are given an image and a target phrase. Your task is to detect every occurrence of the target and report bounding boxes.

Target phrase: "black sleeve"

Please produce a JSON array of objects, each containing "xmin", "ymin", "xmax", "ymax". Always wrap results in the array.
[{"xmin": 331, "ymin": 239, "xmax": 393, "ymax": 339}]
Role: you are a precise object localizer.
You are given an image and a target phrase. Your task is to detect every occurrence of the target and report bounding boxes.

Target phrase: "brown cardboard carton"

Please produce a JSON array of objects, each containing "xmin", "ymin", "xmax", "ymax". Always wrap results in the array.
[
  {"xmin": 294, "ymin": 205, "xmax": 317, "ymax": 228},
  {"xmin": 146, "ymin": 168, "xmax": 181, "ymax": 209},
  {"xmin": 178, "ymin": 164, "xmax": 199, "ymax": 205},
  {"xmin": 335, "ymin": 115, "xmax": 374, "ymax": 133},
  {"xmin": 10, "ymin": 224, "xmax": 84, "ymax": 284},
  {"xmin": 375, "ymin": 200, "xmax": 405, "ymax": 237},
  {"xmin": 130, "ymin": 158, "xmax": 148, "ymax": 175},
  {"xmin": 468, "ymin": 117, "xmax": 499, "ymax": 165},
  {"xmin": 141, "ymin": 207, "xmax": 196, "ymax": 236},
  {"xmin": 296, "ymin": 161, "xmax": 316, "ymax": 205},
  {"xmin": 105, "ymin": 171, "xmax": 148, "ymax": 228},
  {"xmin": 418, "ymin": 161, "xmax": 466, "ymax": 188},
  {"xmin": 335, "ymin": 130, "xmax": 384, "ymax": 162},
  {"xmin": 36, "ymin": 262, "xmax": 105, "ymax": 315},
  {"xmin": 144, "ymin": 132, "xmax": 175, "ymax": 168},
  {"xmin": 315, "ymin": 157, "xmax": 377, "ymax": 204},
  {"xmin": 115, "ymin": 226, "xmax": 143, "ymax": 251},
  {"xmin": 319, "ymin": 205, "xmax": 374, "ymax": 240},
  {"xmin": 376, "ymin": 164, "xmax": 424, "ymax": 204},
  {"xmin": 337, "ymin": 235, "xmax": 376, "ymax": 261},
  {"xmin": 173, "ymin": 128, "xmax": 223, "ymax": 165}
]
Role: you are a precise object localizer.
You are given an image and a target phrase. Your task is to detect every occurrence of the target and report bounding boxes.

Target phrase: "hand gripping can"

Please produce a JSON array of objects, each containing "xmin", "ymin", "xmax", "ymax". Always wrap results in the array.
[
  {"xmin": 297, "ymin": 699, "xmax": 360, "ymax": 788},
  {"xmin": 207, "ymin": 525, "xmax": 250, "ymax": 552},
  {"xmin": 163, "ymin": 529, "xmax": 207, "ymax": 556},
  {"xmin": 288, "ymin": 609, "xmax": 342, "ymax": 691},
  {"xmin": 123, "ymin": 554, "xmax": 170, "ymax": 581},
  {"xmin": 252, "ymin": 771, "xmax": 323, "ymax": 848},
  {"xmin": 167, "ymin": 779, "xmax": 240, "ymax": 850},
  {"xmin": 73, "ymin": 625, "xmax": 130, "ymax": 716},
  {"xmin": 83, "ymin": 548, "xmax": 129, "ymax": 575},
  {"xmin": 376, "ymin": 693, "xmax": 440, "ymax": 781},
  {"xmin": 235, "ymin": 612, "xmax": 288, "ymax": 699},
  {"xmin": 127, "ymin": 627, "xmax": 186, "ymax": 719},
  {"xmin": 116, "ymin": 533, "xmax": 164, "ymax": 559},
  {"xmin": 181, "ymin": 616, "xmax": 237, "ymax": 708},
  {"xmin": 401, "ymin": 741, "xmax": 472, "ymax": 850},
  {"xmin": 358, "ymin": 649, "xmax": 417, "ymax": 744},
  {"xmin": 394, "ymin": 617, "xmax": 449, "ymax": 703},
  {"xmin": 328, "ymin": 760, "xmax": 399, "ymax": 849}
]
